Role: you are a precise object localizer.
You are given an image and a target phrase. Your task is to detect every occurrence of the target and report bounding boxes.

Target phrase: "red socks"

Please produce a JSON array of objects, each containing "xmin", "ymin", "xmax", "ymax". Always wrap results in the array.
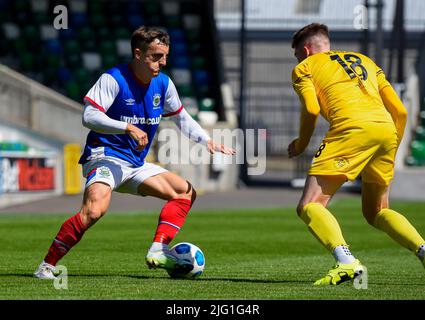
[
  {"xmin": 153, "ymin": 199, "xmax": 192, "ymax": 245},
  {"xmin": 43, "ymin": 199, "xmax": 192, "ymax": 265},
  {"xmin": 44, "ymin": 212, "xmax": 87, "ymax": 266}
]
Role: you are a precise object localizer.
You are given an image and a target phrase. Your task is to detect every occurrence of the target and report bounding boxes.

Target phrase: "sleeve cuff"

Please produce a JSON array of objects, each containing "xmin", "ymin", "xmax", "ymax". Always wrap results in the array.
[
  {"xmin": 163, "ymin": 105, "xmax": 184, "ymax": 117},
  {"xmin": 84, "ymin": 96, "xmax": 106, "ymax": 113}
]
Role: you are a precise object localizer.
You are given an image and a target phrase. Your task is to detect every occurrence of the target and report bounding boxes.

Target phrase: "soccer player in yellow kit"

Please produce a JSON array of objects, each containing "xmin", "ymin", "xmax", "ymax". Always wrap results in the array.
[{"xmin": 288, "ymin": 23, "xmax": 425, "ymax": 285}]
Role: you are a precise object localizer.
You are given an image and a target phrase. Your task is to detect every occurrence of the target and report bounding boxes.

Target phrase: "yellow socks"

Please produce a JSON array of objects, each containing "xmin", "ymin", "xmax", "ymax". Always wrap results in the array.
[
  {"xmin": 373, "ymin": 208, "xmax": 425, "ymax": 253},
  {"xmin": 299, "ymin": 202, "xmax": 348, "ymax": 252}
]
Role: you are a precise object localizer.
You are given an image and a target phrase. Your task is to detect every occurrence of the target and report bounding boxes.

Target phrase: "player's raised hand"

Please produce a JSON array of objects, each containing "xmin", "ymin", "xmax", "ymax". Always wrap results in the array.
[
  {"xmin": 288, "ymin": 138, "xmax": 301, "ymax": 158},
  {"xmin": 125, "ymin": 123, "xmax": 149, "ymax": 151},
  {"xmin": 207, "ymin": 139, "xmax": 236, "ymax": 155}
]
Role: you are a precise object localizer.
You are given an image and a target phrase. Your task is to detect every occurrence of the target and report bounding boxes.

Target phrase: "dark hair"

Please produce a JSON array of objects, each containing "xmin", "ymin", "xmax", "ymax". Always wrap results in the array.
[
  {"xmin": 291, "ymin": 23, "xmax": 329, "ymax": 48},
  {"xmin": 131, "ymin": 26, "xmax": 170, "ymax": 57}
]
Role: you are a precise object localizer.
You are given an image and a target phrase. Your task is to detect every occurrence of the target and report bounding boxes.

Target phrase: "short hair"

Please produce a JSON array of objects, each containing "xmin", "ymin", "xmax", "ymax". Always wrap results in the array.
[
  {"xmin": 131, "ymin": 26, "xmax": 170, "ymax": 57},
  {"xmin": 291, "ymin": 23, "xmax": 329, "ymax": 48}
]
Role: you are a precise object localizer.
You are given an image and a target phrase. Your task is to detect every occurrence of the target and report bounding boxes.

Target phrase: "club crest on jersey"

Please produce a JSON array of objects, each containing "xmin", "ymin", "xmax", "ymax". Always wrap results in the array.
[
  {"xmin": 334, "ymin": 157, "xmax": 349, "ymax": 169},
  {"xmin": 98, "ymin": 167, "xmax": 111, "ymax": 178},
  {"xmin": 125, "ymin": 98, "xmax": 135, "ymax": 106},
  {"xmin": 153, "ymin": 93, "xmax": 161, "ymax": 108}
]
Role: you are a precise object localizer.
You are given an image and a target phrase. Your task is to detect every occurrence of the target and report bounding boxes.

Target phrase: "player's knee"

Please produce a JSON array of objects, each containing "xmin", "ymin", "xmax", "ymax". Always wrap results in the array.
[
  {"xmin": 81, "ymin": 206, "xmax": 106, "ymax": 225},
  {"xmin": 362, "ymin": 208, "xmax": 378, "ymax": 226},
  {"xmin": 362, "ymin": 203, "xmax": 380, "ymax": 225},
  {"xmin": 174, "ymin": 181, "xmax": 196, "ymax": 204},
  {"xmin": 296, "ymin": 201, "xmax": 307, "ymax": 217},
  {"xmin": 185, "ymin": 181, "xmax": 197, "ymax": 204}
]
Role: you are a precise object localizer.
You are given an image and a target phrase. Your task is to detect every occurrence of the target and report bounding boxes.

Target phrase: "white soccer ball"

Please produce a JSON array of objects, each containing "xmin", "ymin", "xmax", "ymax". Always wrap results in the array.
[{"xmin": 167, "ymin": 242, "xmax": 205, "ymax": 279}]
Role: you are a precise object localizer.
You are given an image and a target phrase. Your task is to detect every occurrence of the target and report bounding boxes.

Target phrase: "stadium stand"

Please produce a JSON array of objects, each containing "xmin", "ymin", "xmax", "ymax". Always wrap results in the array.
[{"xmin": 0, "ymin": 0, "xmax": 226, "ymax": 121}]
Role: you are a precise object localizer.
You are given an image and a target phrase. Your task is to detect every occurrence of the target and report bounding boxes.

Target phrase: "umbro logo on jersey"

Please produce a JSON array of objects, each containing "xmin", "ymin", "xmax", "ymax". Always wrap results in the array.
[{"xmin": 125, "ymin": 98, "xmax": 135, "ymax": 106}]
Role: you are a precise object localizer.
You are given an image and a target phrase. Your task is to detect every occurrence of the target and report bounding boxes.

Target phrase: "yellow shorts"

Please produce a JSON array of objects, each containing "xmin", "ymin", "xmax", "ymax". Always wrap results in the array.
[{"xmin": 308, "ymin": 122, "xmax": 399, "ymax": 186}]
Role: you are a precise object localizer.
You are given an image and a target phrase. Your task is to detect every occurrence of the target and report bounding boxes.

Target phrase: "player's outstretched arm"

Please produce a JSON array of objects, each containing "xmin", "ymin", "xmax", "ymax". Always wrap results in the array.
[
  {"xmin": 206, "ymin": 139, "xmax": 236, "ymax": 155},
  {"xmin": 169, "ymin": 108, "xmax": 235, "ymax": 155}
]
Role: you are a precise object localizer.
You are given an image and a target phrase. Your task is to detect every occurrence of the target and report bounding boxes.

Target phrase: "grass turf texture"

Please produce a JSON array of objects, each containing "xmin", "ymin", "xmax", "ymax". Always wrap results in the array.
[{"xmin": 1, "ymin": 198, "xmax": 425, "ymax": 300}]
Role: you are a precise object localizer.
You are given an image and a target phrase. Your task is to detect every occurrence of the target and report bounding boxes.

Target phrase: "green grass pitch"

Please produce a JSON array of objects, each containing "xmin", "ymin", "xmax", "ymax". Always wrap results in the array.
[{"xmin": 1, "ymin": 198, "xmax": 425, "ymax": 300}]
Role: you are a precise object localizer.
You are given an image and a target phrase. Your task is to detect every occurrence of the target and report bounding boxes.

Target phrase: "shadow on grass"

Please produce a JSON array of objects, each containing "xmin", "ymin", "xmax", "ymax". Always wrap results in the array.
[
  {"xmin": 0, "ymin": 273, "xmax": 311, "ymax": 284},
  {"xmin": 3, "ymin": 273, "xmax": 423, "ymax": 286}
]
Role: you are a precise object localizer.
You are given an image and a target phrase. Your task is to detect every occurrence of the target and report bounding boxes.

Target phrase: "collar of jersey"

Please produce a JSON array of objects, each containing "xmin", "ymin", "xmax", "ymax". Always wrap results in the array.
[{"xmin": 127, "ymin": 64, "xmax": 151, "ymax": 88}]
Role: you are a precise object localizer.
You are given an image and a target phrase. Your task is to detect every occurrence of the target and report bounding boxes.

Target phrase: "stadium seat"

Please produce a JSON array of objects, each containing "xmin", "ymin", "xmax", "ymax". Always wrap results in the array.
[
  {"xmin": 102, "ymin": 54, "xmax": 119, "ymax": 69},
  {"xmin": 59, "ymin": 28, "xmax": 76, "ymax": 41},
  {"xmin": 199, "ymin": 98, "xmax": 215, "ymax": 112},
  {"xmin": 82, "ymin": 52, "xmax": 101, "ymax": 71},
  {"xmin": 70, "ymin": 12, "xmax": 88, "ymax": 29},
  {"xmin": 186, "ymin": 29, "xmax": 201, "ymax": 43},
  {"xmin": 88, "ymin": 1, "xmax": 103, "ymax": 15},
  {"xmin": 90, "ymin": 14, "xmax": 107, "ymax": 28},
  {"xmin": 144, "ymin": 1, "xmax": 162, "ymax": 15},
  {"xmin": 12, "ymin": 38, "xmax": 26, "ymax": 54},
  {"xmin": 57, "ymin": 67, "xmax": 73, "ymax": 84},
  {"xmin": 171, "ymin": 68, "xmax": 191, "ymax": 85},
  {"xmin": 12, "ymin": 0, "xmax": 28, "ymax": 13},
  {"xmin": 45, "ymin": 53, "xmax": 61, "ymax": 69},
  {"xmin": 69, "ymin": 0, "xmax": 87, "ymax": 13},
  {"xmin": 3, "ymin": 23, "xmax": 21, "ymax": 40},
  {"xmin": 162, "ymin": 1, "xmax": 180, "ymax": 16},
  {"xmin": 128, "ymin": 14, "xmax": 145, "ymax": 31},
  {"xmin": 114, "ymin": 27, "xmax": 130, "ymax": 40},
  {"xmin": 19, "ymin": 52, "xmax": 34, "ymax": 71},
  {"xmin": 192, "ymin": 70, "xmax": 210, "ymax": 87},
  {"xmin": 77, "ymin": 26, "xmax": 92, "ymax": 43},
  {"xmin": 176, "ymin": 85, "xmax": 195, "ymax": 97},
  {"xmin": 415, "ymin": 126, "xmax": 425, "ymax": 141},
  {"xmin": 30, "ymin": 0, "xmax": 48, "ymax": 13},
  {"xmin": 0, "ymin": 0, "xmax": 10, "ymax": 12},
  {"xmin": 411, "ymin": 140, "xmax": 425, "ymax": 161},
  {"xmin": 65, "ymin": 80, "xmax": 81, "ymax": 101},
  {"xmin": 83, "ymin": 39, "xmax": 97, "ymax": 52},
  {"xmin": 34, "ymin": 12, "xmax": 50, "ymax": 25},
  {"xmin": 168, "ymin": 28, "xmax": 185, "ymax": 42},
  {"xmin": 171, "ymin": 55, "xmax": 190, "ymax": 69},
  {"xmin": 43, "ymin": 68, "xmax": 58, "ymax": 85},
  {"xmin": 116, "ymin": 39, "xmax": 131, "ymax": 57},
  {"xmin": 40, "ymin": 24, "xmax": 59, "ymax": 40},
  {"xmin": 74, "ymin": 67, "xmax": 91, "ymax": 85},
  {"xmin": 165, "ymin": 16, "xmax": 181, "ymax": 28},
  {"xmin": 64, "ymin": 40, "xmax": 80, "ymax": 55},
  {"xmin": 66, "ymin": 54, "xmax": 82, "ymax": 69},
  {"xmin": 99, "ymin": 40, "xmax": 117, "ymax": 57},
  {"xmin": 172, "ymin": 42, "xmax": 188, "ymax": 56},
  {"xmin": 22, "ymin": 25, "xmax": 39, "ymax": 41},
  {"xmin": 191, "ymin": 56, "xmax": 207, "ymax": 69},
  {"xmin": 188, "ymin": 42, "xmax": 202, "ymax": 55},
  {"xmin": 183, "ymin": 14, "xmax": 201, "ymax": 30},
  {"xmin": 0, "ymin": 0, "xmax": 223, "ymax": 118},
  {"xmin": 126, "ymin": 1, "xmax": 143, "ymax": 16},
  {"xmin": 44, "ymin": 39, "xmax": 62, "ymax": 55}
]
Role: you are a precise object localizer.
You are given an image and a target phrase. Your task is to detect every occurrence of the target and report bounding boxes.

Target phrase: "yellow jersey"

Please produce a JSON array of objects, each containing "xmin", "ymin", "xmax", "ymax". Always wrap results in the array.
[{"xmin": 292, "ymin": 50, "xmax": 394, "ymax": 133}]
